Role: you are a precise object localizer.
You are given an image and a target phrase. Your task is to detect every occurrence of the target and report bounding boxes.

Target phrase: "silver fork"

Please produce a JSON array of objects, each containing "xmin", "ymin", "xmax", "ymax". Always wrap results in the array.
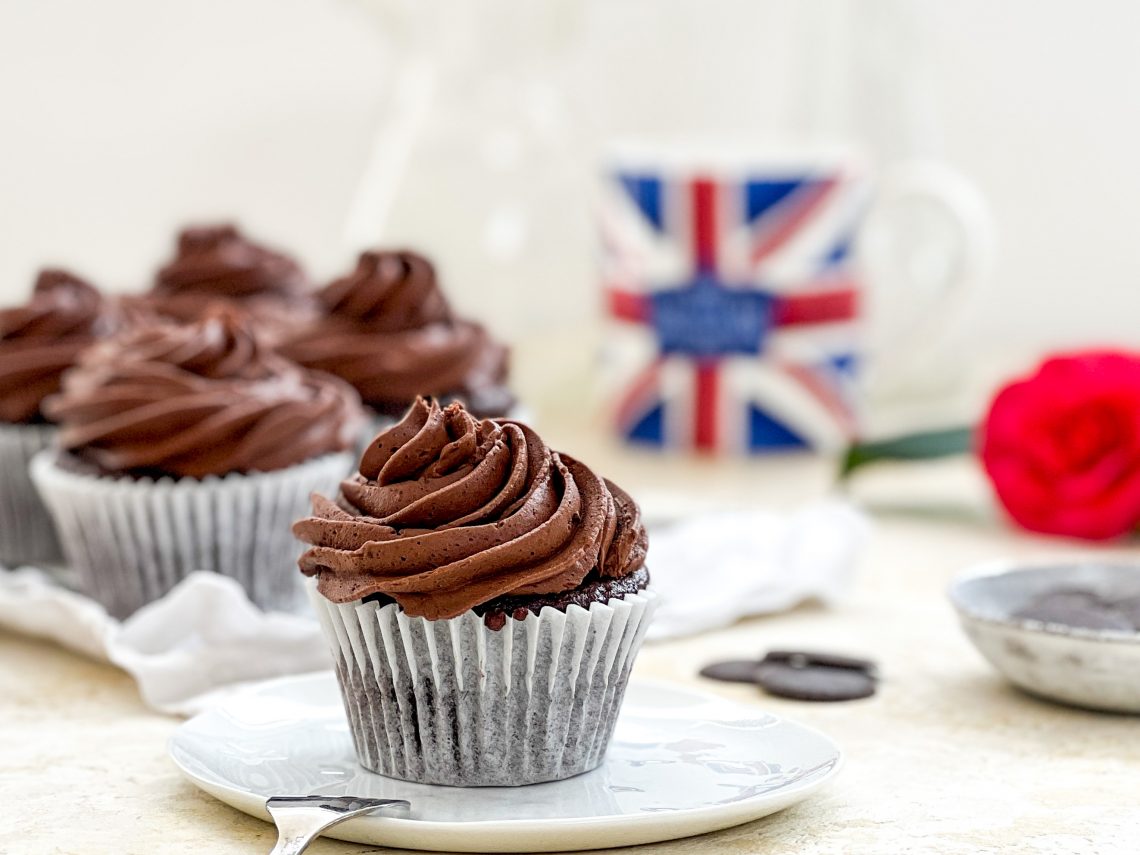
[{"xmin": 266, "ymin": 795, "xmax": 410, "ymax": 855}]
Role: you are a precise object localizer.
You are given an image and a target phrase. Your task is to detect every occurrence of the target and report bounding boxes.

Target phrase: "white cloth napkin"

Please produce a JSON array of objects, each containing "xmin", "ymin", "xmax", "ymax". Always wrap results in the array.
[
  {"xmin": 0, "ymin": 500, "xmax": 867, "ymax": 713},
  {"xmin": 644, "ymin": 500, "xmax": 869, "ymax": 640},
  {"xmin": 0, "ymin": 568, "xmax": 329, "ymax": 715}
]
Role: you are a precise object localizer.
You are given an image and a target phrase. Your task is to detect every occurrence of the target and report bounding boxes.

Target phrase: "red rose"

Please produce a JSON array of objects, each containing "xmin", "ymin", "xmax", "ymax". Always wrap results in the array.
[{"xmin": 981, "ymin": 351, "xmax": 1140, "ymax": 540}]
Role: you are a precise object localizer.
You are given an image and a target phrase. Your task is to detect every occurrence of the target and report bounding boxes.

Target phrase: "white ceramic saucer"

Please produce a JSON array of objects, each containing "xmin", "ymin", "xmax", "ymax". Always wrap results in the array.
[{"xmin": 169, "ymin": 674, "xmax": 842, "ymax": 852}]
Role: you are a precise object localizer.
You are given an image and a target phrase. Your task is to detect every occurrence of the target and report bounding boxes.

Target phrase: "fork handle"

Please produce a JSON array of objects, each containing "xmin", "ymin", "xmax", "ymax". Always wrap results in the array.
[
  {"xmin": 269, "ymin": 828, "xmax": 322, "ymax": 855},
  {"xmin": 266, "ymin": 797, "xmax": 409, "ymax": 855}
]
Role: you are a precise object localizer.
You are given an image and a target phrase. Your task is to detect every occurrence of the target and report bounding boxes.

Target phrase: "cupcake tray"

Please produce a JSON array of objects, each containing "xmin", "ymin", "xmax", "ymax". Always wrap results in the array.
[{"xmin": 169, "ymin": 673, "xmax": 842, "ymax": 852}]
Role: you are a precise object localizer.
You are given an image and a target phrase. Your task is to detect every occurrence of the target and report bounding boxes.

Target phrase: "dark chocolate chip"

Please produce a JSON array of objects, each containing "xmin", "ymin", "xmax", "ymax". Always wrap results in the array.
[
  {"xmin": 763, "ymin": 650, "xmax": 878, "ymax": 677},
  {"xmin": 754, "ymin": 661, "xmax": 877, "ymax": 702},
  {"xmin": 699, "ymin": 660, "xmax": 764, "ymax": 684}
]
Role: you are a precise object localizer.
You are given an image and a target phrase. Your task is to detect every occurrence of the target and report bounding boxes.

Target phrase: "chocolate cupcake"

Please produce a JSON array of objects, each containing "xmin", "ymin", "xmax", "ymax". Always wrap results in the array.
[
  {"xmin": 295, "ymin": 397, "xmax": 654, "ymax": 786},
  {"xmin": 143, "ymin": 224, "xmax": 317, "ymax": 345},
  {"xmin": 279, "ymin": 250, "xmax": 515, "ymax": 427},
  {"xmin": 31, "ymin": 308, "xmax": 363, "ymax": 617},
  {"xmin": 0, "ymin": 270, "xmax": 115, "ymax": 567}
]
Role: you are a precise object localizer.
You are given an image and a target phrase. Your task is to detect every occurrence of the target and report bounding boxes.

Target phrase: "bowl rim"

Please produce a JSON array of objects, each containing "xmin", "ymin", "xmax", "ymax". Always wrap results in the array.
[{"xmin": 948, "ymin": 557, "xmax": 1140, "ymax": 646}]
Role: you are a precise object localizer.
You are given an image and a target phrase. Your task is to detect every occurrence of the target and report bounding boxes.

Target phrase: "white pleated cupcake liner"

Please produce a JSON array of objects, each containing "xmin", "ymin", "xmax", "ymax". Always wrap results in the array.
[
  {"xmin": 309, "ymin": 580, "xmax": 657, "ymax": 787},
  {"xmin": 31, "ymin": 451, "xmax": 353, "ymax": 619},
  {"xmin": 0, "ymin": 423, "xmax": 65, "ymax": 569}
]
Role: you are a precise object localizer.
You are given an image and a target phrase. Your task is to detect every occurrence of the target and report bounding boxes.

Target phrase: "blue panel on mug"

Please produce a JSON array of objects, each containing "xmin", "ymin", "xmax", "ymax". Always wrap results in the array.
[
  {"xmin": 829, "ymin": 353, "xmax": 858, "ymax": 376},
  {"xmin": 821, "ymin": 229, "xmax": 856, "ymax": 267},
  {"xmin": 748, "ymin": 405, "xmax": 808, "ymax": 450},
  {"xmin": 617, "ymin": 173, "xmax": 664, "ymax": 232},
  {"xmin": 651, "ymin": 278, "xmax": 774, "ymax": 357},
  {"xmin": 743, "ymin": 179, "xmax": 806, "ymax": 224},
  {"xmin": 627, "ymin": 403, "xmax": 665, "ymax": 445}
]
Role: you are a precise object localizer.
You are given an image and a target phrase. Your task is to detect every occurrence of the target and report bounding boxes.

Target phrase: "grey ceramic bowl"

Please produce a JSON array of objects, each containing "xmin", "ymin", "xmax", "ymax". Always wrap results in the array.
[{"xmin": 949, "ymin": 561, "xmax": 1140, "ymax": 713}]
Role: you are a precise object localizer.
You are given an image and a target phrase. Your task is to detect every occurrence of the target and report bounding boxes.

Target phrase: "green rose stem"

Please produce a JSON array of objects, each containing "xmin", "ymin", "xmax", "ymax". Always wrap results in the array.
[{"xmin": 839, "ymin": 426, "xmax": 976, "ymax": 480}]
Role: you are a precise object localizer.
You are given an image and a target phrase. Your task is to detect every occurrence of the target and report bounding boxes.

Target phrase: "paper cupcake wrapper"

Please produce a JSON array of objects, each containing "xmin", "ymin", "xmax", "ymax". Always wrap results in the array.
[
  {"xmin": 309, "ymin": 581, "xmax": 657, "ymax": 787},
  {"xmin": 31, "ymin": 451, "xmax": 353, "ymax": 619},
  {"xmin": 0, "ymin": 423, "xmax": 64, "ymax": 568}
]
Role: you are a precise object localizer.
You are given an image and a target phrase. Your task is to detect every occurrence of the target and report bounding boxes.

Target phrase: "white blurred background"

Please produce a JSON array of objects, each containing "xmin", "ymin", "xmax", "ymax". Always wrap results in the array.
[{"xmin": 0, "ymin": 0, "xmax": 1135, "ymax": 358}]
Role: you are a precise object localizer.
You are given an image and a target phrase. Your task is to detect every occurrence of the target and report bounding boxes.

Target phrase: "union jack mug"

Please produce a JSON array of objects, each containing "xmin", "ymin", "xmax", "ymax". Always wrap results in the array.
[{"xmin": 599, "ymin": 142, "xmax": 991, "ymax": 454}]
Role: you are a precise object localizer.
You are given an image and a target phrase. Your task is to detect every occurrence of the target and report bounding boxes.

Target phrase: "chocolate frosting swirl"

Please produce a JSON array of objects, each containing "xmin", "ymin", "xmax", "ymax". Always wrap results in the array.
[
  {"xmin": 148, "ymin": 224, "xmax": 317, "ymax": 347},
  {"xmin": 154, "ymin": 224, "xmax": 307, "ymax": 299},
  {"xmin": 45, "ymin": 309, "xmax": 363, "ymax": 478},
  {"xmin": 294, "ymin": 397, "xmax": 648, "ymax": 620},
  {"xmin": 320, "ymin": 250, "xmax": 451, "ymax": 331},
  {"xmin": 0, "ymin": 270, "xmax": 113, "ymax": 424},
  {"xmin": 279, "ymin": 251, "xmax": 513, "ymax": 417}
]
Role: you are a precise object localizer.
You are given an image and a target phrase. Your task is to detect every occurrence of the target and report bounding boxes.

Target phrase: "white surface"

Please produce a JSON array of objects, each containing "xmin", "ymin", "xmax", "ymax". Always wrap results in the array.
[
  {"xmin": 950, "ymin": 561, "xmax": 1140, "ymax": 714},
  {"xmin": 169, "ymin": 674, "xmax": 842, "ymax": 853}
]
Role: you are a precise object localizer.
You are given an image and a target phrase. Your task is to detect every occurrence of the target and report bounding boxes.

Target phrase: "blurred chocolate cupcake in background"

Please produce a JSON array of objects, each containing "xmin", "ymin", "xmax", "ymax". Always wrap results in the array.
[
  {"xmin": 0, "ymin": 269, "xmax": 116, "ymax": 567},
  {"xmin": 141, "ymin": 224, "xmax": 318, "ymax": 345},
  {"xmin": 279, "ymin": 250, "xmax": 516, "ymax": 437},
  {"xmin": 31, "ymin": 306, "xmax": 363, "ymax": 617}
]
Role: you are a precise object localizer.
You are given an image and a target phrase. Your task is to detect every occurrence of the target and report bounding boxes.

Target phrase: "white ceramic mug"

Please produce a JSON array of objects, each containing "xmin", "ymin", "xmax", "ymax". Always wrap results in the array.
[{"xmin": 600, "ymin": 141, "xmax": 992, "ymax": 452}]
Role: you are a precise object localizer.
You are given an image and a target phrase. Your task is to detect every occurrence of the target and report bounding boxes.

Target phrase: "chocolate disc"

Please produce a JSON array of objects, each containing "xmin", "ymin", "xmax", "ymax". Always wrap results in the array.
[
  {"xmin": 754, "ymin": 661, "xmax": 877, "ymax": 702},
  {"xmin": 699, "ymin": 659, "xmax": 764, "ymax": 684},
  {"xmin": 764, "ymin": 650, "xmax": 878, "ymax": 677}
]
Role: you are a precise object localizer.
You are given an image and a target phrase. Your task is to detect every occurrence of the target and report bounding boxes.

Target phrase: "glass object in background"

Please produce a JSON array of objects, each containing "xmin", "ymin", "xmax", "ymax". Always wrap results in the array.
[
  {"xmin": 344, "ymin": 0, "xmax": 589, "ymax": 340},
  {"xmin": 599, "ymin": 142, "xmax": 988, "ymax": 455},
  {"xmin": 795, "ymin": 0, "xmax": 994, "ymax": 421}
]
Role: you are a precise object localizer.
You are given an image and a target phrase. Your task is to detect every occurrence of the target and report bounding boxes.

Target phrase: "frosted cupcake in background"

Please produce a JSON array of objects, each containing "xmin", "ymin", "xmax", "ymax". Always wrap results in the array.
[
  {"xmin": 32, "ymin": 307, "xmax": 363, "ymax": 617},
  {"xmin": 279, "ymin": 251, "xmax": 516, "ymax": 434},
  {"xmin": 295, "ymin": 397, "xmax": 654, "ymax": 786},
  {"xmin": 140, "ymin": 223, "xmax": 318, "ymax": 345},
  {"xmin": 0, "ymin": 270, "xmax": 115, "ymax": 567}
]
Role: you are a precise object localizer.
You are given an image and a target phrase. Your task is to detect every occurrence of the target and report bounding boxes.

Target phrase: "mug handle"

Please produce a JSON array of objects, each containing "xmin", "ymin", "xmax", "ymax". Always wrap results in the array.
[{"xmin": 856, "ymin": 159, "xmax": 995, "ymax": 397}]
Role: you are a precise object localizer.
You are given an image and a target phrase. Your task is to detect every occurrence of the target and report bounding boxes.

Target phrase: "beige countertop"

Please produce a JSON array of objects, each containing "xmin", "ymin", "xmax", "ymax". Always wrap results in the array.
[{"xmin": 4, "ymin": 418, "xmax": 1140, "ymax": 854}]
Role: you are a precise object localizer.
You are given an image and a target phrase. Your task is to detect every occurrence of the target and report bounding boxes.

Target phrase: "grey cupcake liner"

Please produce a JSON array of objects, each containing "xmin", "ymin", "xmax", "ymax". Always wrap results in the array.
[
  {"xmin": 31, "ymin": 451, "xmax": 353, "ymax": 619},
  {"xmin": 309, "ymin": 580, "xmax": 657, "ymax": 787},
  {"xmin": 0, "ymin": 423, "xmax": 65, "ymax": 569}
]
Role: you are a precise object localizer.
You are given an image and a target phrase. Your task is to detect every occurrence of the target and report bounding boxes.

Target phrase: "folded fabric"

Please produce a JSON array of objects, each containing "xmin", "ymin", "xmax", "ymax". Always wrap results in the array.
[
  {"xmin": 0, "ymin": 500, "xmax": 867, "ymax": 713},
  {"xmin": 0, "ymin": 568, "xmax": 329, "ymax": 715},
  {"xmin": 643, "ymin": 500, "xmax": 869, "ymax": 640}
]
